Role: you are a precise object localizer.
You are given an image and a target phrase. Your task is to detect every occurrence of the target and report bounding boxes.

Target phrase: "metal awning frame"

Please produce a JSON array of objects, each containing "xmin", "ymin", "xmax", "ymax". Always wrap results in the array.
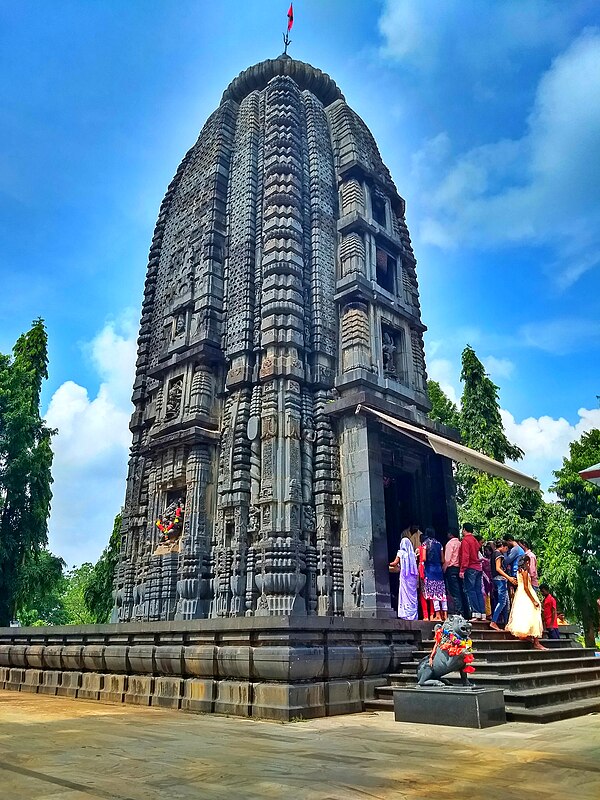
[{"xmin": 356, "ymin": 403, "xmax": 540, "ymax": 492}]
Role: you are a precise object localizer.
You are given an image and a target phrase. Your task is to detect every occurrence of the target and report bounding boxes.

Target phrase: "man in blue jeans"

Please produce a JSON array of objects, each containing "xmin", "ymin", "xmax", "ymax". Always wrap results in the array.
[
  {"xmin": 459, "ymin": 523, "xmax": 485, "ymax": 620},
  {"xmin": 488, "ymin": 541, "xmax": 516, "ymax": 630}
]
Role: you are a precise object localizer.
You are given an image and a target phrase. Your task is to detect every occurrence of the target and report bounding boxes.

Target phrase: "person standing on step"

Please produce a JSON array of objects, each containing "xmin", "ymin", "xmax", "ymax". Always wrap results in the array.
[
  {"xmin": 389, "ymin": 538, "xmax": 419, "ymax": 621},
  {"xmin": 540, "ymin": 584, "xmax": 560, "ymax": 640},
  {"xmin": 416, "ymin": 533, "xmax": 433, "ymax": 620},
  {"xmin": 489, "ymin": 541, "xmax": 516, "ymax": 631},
  {"xmin": 518, "ymin": 539, "xmax": 539, "ymax": 592},
  {"xmin": 506, "ymin": 555, "xmax": 548, "ymax": 650},
  {"xmin": 443, "ymin": 529, "xmax": 465, "ymax": 616},
  {"xmin": 401, "ymin": 524, "xmax": 422, "ymax": 553},
  {"xmin": 503, "ymin": 536, "xmax": 525, "ymax": 578},
  {"xmin": 422, "ymin": 528, "xmax": 447, "ymax": 621},
  {"xmin": 459, "ymin": 523, "xmax": 486, "ymax": 621}
]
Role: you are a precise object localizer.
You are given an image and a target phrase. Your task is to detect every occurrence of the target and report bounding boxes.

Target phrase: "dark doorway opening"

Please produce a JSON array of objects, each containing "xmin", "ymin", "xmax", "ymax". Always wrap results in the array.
[{"xmin": 383, "ymin": 467, "xmax": 416, "ymax": 612}]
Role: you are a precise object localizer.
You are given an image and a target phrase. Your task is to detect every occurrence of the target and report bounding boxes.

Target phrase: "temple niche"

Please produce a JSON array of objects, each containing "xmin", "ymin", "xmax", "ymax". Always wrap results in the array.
[{"xmin": 112, "ymin": 54, "xmax": 458, "ymax": 623}]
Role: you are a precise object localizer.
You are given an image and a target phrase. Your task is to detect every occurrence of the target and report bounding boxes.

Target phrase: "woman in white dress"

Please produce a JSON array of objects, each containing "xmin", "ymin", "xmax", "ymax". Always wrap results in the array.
[{"xmin": 506, "ymin": 555, "xmax": 547, "ymax": 650}]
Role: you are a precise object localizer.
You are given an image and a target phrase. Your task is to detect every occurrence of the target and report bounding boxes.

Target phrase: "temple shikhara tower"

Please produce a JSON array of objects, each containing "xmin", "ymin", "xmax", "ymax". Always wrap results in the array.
[{"xmin": 113, "ymin": 55, "xmax": 459, "ymax": 623}]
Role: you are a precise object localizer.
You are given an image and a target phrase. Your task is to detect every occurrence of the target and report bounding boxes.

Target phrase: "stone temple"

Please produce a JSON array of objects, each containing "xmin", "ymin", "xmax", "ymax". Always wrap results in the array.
[
  {"xmin": 112, "ymin": 54, "xmax": 460, "ymax": 624},
  {"xmin": 0, "ymin": 54, "xmax": 544, "ymax": 723}
]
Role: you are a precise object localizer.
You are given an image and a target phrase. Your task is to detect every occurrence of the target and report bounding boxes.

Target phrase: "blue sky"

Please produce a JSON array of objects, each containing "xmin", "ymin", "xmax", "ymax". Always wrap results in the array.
[{"xmin": 1, "ymin": 1, "xmax": 599, "ymax": 565}]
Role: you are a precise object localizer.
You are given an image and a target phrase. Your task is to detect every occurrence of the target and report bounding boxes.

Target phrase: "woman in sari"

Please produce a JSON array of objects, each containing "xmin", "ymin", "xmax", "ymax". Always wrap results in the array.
[{"xmin": 389, "ymin": 538, "xmax": 419, "ymax": 620}]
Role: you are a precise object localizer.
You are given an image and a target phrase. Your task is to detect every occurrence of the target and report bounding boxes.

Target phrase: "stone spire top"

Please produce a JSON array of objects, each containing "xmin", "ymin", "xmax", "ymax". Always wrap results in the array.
[{"xmin": 221, "ymin": 55, "xmax": 344, "ymax": 107}]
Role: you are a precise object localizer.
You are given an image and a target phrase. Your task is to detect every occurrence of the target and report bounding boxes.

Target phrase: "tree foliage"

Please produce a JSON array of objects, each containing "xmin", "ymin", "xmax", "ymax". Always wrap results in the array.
[
  {"xmin": 427, "ymin": 380, "xmax": 460, "ymax": 429},
  {"xmin": 460, "ymin": 345, "xmax": 524, "ymax": 462},
  {"xmin": 459, "ymin": 474, "xmax": 546, "ymax": 546},
  {"xmin": 62, "ymin": 563, "xmax": 97, "ymax": 625},
  {"xmin": 0, "ymin": 319, "xmax": 54, "ymax": 625},
  {"xmin": 14, "ymin": 549, "xmax": 68, "ymax": 626},
  {"xmin": 83, "ymin": 513, "xmax": 121, "ymax": 623},
  {"xmin": 548, "ymin": 430, "xmax": 600, "ymax": 645}
]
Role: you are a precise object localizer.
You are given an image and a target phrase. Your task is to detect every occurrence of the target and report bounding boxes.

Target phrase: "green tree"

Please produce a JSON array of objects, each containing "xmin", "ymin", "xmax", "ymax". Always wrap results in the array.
[
  {"xmin": 427, "ymin": 380, "xmax": 461, "ymax": 429},
  {"xmin": 14, "ymin": 549, "xmax": 68, "ymax": 626},
  {"xmin": 62, "ymin": 563, "xmax": 97, "ymax": 625},
  {"xmin": 83, "ymin": 513, "xmax": 121, "ymax": 623},
  {"xmin": 550, "ymin": 430, "xmax": 600, "ymax": 646},
  {"xmin": 457, "ymin": 345, "xmax": 524, "ymax": 508},
  {"xmin": 460, "ymin": 345, "xmax": 523, "ymax": 462},
  {"xmin": 459, "ymin": 473, "xmax": 546, "ymax": 545},
  {"xmin": 0, "ymin": 319, "xmax": 54, "ymax": 625}
]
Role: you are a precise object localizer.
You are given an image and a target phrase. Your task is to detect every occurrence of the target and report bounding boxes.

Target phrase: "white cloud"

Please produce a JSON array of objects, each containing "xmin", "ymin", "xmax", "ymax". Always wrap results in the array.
[
  {"xmin": 45, "ymin": 312, "xmax": 137, "ymax": 566},
  {"xmin": 427, "ymin": 357, "xmax": 460, "ymax": 405},
  {"xmin": 427, "ymin": 347, "xmax": 598, "ymax": 493},
  {"xmin": 483, "ymin": 356, "xmax": 515, "ymax": 380},
  {"xmin": 412, "ymin": 29, "xmax": 600, "ymax": 286},
  {"xmin": 378, "ymin": 0, "xmax": 579, "ymax": 69},
  {"xmin": 518, "ymin": 318, "xmax": 600, "ymax": 355},
  {"xmin": 502, "ymin": 406, "xmax": 600, "ymax": 492}
]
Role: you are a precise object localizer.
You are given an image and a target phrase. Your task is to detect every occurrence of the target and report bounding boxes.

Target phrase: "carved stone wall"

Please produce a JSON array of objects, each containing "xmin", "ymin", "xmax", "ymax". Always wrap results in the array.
[{"xmin": 115, "ymin": 55, "xmax": 438, "ymax": 622}]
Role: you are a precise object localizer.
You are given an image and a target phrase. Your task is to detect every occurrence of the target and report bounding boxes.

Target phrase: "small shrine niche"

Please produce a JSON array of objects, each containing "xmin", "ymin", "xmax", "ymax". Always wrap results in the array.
[
  {"xmin": 153, "ymin": 489, "xmax": 186, "ymax": 555},
  {"xmin": 164, "ymin": 376, "xmax": 183, "ymax": 421},
  {"xmin": 382, "ymin": 325, "xmax": 409, "ymax": 384},
  {"xmin": 375, "ymin": 247, "xmax": 397, "ymax": 294},
  {"xmin": 371, "ymin": 192, "xmax": 387, "ymax": 228}
]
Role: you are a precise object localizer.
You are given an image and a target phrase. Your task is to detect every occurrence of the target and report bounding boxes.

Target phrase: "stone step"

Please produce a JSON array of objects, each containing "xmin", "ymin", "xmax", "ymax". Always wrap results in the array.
[
  {"xmin": 396, "ymin": 655, "xmax": 600, "ymax": 676},
  {"xmin": 384, "ymin": 665, "xmax": 600, "ymax": 691},
  {"xmin": 505, "ymin": 696, "xmax": 600, "ymax": 723},
  {"xmin": 420, "ymin": 637, "xmax": 579, "ymax": 651},
  {"xmin": 413, "ymin": 646, "xmax": 594, "ymax": 661},
  {"xmin": 504, "ymin": 678, "xmax": 600, "ymax": 709}
]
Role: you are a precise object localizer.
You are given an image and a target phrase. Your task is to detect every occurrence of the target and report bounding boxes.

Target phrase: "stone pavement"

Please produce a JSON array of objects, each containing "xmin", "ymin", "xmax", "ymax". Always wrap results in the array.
[{"xmin": 1, "ymin": 691, "xmax": 599, "ymax": 800}]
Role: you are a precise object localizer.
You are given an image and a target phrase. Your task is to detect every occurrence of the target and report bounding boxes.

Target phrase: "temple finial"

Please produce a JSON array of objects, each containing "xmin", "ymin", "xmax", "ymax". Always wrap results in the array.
[{"xmin": 283, "ymin": 3, "xmax": 293, "ymax": 55}]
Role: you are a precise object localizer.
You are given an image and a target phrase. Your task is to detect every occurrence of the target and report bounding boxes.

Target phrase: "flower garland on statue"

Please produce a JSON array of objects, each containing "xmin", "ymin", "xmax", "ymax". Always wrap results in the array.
[
  {"xmin": 434, "ymin": 625, "xmax": 476, "ymax": 673},
  {"xmin": 155, "ymin": 503, "xmax": 183, "ymax": 543}
]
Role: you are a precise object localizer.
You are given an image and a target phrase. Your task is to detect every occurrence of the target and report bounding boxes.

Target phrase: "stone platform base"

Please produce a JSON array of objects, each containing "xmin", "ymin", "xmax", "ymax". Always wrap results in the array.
[
  {"xmin": 393, "ymin": 686, "xmax": 506, "ymax": 728},
  {"xmin": 0, "ymin": 617, "xmax": 418, "ymax": 721}
]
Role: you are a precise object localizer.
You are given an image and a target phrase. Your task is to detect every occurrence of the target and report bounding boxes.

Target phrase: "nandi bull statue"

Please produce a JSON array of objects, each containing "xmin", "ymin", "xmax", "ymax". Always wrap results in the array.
[{"xmin": 416, "ymin": 615, "xmax": 476, "ymax": 688}]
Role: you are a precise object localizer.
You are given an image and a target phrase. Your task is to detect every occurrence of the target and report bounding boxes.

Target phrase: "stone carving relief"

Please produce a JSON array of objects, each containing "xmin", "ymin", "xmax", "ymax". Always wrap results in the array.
[{"xmin": 164, "ymin": 377, "xmax": 183, "ymax": 421}]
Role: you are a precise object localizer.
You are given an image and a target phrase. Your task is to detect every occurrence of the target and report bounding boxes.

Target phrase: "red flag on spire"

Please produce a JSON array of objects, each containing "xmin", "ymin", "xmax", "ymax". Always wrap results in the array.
[{"xmin": 287, "ymin": 4, "xmax": 294, "ymax": 32}]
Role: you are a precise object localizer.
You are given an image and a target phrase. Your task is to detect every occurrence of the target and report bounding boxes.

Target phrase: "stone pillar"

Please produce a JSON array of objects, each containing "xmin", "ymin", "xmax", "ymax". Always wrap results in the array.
[{"xmin": 338, "ymin": 414, "xmax": 393, "ymax": 618}]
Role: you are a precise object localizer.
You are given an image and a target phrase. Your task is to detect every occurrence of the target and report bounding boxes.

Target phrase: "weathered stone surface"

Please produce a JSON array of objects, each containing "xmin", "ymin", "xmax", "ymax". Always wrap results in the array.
[
  {"xmin": 21, "ymin": 669, "xmax": 42, "ymax": 693},
  {"xmin": 78, "ymin": 672, "xmax": 103, "ymax": 700},
  {"xmin": 325, "ymin": 679, "xmax": 362, "ymax": 715},
  {"xmin": 99, "ymin": 674, "xmax": 128, "ymax": 704},
  {"xmin": 0, "ymin": 617, "xmax": 420, "ymax": 720},
  {"xmin": 393, "ymin": 687, "xmax": 507, "ymax": 729},
  {"xmin": 181, "ymin": 678, "xmax": 216, "ymax": 713},
  {"xmin": 57, "ymin": 671, "xmax": 82, "ymax": 698},
  {"xmin": 215, "ymin": 680, "xmax": 252, "ymax": 717},
  {"xmin": 6, "ymin": 668, "xmax": 26, "ymax": 691},
  {"xmin": 125, "ymin": 675, "xmax": 154, "ymax": 706},
  {"xmin": 38, "ymin": 670, "xmax": 62, "ymax": 696},
  {"xmin": 152, "ymin": 677, "xmax": 183, "ymax": 709},
  {"xmin": 252, "ymin": 682, "xmax": 326, "ymax": 721}
]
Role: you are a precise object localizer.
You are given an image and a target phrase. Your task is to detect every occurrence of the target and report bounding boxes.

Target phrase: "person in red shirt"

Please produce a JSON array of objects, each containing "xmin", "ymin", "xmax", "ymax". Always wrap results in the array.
[
  {"xmin": 459, "ymin": 523, "xmax": 485, "ymax": 620},
  {"xmin": 540, "ymin": 584, "xmax": 560, "ymax": 639}
]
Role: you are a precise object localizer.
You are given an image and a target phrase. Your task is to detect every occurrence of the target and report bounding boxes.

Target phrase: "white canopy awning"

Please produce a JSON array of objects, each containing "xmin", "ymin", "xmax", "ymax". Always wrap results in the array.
[
  {"xmin": 357, "ymin": 404, "xmax": 540, "ymax": 491},
  {"xmin": 579, "ymin": 463, "xmax": 600, "ymax": 487}
]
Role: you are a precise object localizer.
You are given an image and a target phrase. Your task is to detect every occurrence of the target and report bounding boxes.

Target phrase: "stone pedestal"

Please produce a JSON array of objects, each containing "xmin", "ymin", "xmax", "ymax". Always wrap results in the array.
[
  {"xmin": 393, "ymin": 687, "xmax": 506, "ymax": 729},
  {"xmin": 0, "ymin": 618, "xmax": 418, "ymax": 720}
]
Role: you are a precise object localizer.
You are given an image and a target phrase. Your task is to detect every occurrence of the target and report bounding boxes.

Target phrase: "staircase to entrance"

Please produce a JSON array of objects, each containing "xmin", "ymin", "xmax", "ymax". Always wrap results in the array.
[{"xmin": 365, "ymin": 623, "xmax": 600, "ymax": 723}]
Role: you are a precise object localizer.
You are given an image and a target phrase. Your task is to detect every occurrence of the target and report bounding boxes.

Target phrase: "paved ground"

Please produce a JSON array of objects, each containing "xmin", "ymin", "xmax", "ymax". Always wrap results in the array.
[{"xmin": 1, "ymin": 691, "xmax": 599, "ymax": 800}]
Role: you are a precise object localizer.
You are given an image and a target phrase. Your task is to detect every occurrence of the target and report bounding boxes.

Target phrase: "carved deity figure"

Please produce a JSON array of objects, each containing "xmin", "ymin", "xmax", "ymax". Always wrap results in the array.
[
  {"xmin": 174, "ymin": 313, "xmax": 186, "ymax": 338},
  {"xmin": 165, "ymin": 378, "xmax": 183, "ymax": 420},
  {"xmin": 382, "ymin": 331, "xmax": 397, "ymax": 377}
]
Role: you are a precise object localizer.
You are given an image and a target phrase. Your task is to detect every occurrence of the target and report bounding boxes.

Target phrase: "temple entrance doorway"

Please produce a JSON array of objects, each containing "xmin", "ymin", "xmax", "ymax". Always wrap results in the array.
[{"xmin": 383, "ymin": 465, "xmax": 417, "ymax": 612}]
